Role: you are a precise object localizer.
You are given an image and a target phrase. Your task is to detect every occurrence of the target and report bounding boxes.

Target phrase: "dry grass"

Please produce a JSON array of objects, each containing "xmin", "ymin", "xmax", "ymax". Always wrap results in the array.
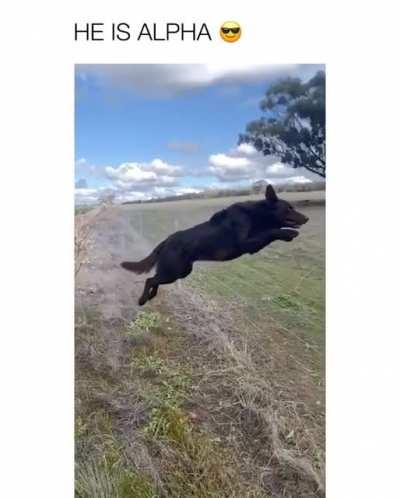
[
  {"xmin": 75, "ymin": 306, "xmax": 265, "ymax": 497},
  {"xmin": 75, "ymin": 206, "xmax": 105, "ymax": 277},
  {"xmin": 76, "ymin": 303, "xmax": 324, "ymax": 496},
  {"xmin": 167, "ymin": 286, "xmax": 325, "ymax": 496},
  {"xmin": 75, "ymin": 289, "xmax": 324, "ymax": 496},
  {"xmin": 75, "ymin": 197, "xmax": 325, "ymax": 497}
]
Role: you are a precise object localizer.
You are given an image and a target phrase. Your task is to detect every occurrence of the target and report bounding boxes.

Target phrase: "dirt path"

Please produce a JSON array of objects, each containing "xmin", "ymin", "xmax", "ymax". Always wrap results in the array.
[{"xmin": 76, "ymin": 205, "xmax": 153, "ymax": 320}]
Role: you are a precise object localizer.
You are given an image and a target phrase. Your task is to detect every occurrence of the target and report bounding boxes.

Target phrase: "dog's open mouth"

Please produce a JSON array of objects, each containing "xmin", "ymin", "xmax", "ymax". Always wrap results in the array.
[{"xmin": 282, "ymin": 220, "xmax": 301, "ymax": 229}]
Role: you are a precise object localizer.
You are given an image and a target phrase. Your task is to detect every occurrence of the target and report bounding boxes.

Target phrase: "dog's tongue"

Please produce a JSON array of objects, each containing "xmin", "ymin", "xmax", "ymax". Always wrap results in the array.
[{"xmin": 283, "ymin": 222, "xmax": 300, "ymax": 229}]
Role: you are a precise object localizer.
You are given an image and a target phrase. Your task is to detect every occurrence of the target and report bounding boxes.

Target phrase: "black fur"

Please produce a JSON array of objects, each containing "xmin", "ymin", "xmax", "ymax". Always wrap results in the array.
[{"xmin": 121, "ymin": 185, "xmax": 309, "ymax": 306}]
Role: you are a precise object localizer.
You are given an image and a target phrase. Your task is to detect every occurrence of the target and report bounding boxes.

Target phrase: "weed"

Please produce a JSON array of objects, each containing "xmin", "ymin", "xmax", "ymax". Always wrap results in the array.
[
  {"xmin": 127, "ymin": 311, "xmax": 162, "ymax": 336},
  {"xmin": 133, "ymin": 354, "xmax": 165, "ymax": 375},
  {"xmin": 272, "ymin": 293, "xmax": 302, "ymax": 311},
  {"xmin": 144, "ymin": 405, "xmax": 188, "ymax": 442},
  {"xmin": 130, "ymin": 351, "xmax": 192, "ymax": 408}
]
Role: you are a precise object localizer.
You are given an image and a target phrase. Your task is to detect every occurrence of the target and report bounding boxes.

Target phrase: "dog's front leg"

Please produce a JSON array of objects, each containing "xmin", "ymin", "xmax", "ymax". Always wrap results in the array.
[{"xmin": 240, "ymin": 228, "xmax": 298, "ymax": 254}]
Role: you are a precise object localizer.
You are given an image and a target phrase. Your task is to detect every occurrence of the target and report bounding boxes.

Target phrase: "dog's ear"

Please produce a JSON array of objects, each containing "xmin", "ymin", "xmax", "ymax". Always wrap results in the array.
[{"xmin": 265, "ymin": 184, "xmax": 278, "ymax": 202}]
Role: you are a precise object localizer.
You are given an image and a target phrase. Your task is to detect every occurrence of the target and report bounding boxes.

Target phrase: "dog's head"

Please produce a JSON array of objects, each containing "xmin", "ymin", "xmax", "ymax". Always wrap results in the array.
[{"xmin": 263, "ymin": 184, "xmax": 309, "ymax": 230}]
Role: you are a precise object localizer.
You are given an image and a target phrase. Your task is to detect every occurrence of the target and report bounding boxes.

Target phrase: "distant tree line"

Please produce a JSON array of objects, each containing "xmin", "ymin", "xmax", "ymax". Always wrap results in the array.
[{"xmin": 122, "ymin": 180, "xmax": 326, "ymax": 205}]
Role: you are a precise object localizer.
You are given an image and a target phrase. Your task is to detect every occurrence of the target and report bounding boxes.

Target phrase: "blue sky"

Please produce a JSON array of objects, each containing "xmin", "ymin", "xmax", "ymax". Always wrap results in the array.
[{"xmin": 75, "ymin": 64, "xmax": 324, "ymax": 203}]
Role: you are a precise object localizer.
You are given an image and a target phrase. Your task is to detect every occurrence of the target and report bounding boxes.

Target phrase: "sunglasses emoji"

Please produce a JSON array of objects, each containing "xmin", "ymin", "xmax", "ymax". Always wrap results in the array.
[{"xmin": 220, "ymin": 22, "xmax": 241, "ymax": 43}]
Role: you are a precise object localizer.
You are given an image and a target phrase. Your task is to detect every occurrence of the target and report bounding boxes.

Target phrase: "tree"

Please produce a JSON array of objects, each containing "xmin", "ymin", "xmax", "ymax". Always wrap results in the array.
[{"xmin": 239, "ymin": 70, "xmax": 326, "ymax": 178}]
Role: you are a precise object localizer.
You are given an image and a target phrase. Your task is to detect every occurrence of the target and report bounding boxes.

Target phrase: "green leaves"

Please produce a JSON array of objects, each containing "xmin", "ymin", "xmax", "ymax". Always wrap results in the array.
[{"xmin": 239, "ymin": 70, "xmax": 326, "ymax": 178}]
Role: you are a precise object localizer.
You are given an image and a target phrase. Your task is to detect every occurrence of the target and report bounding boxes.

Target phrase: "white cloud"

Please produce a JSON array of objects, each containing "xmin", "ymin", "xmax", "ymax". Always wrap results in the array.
[
  {"xmin": 210, "ymin": 153, "xmax": 251, "ymax": 168},
  {"xmin": 208, "ymin": 144, "xmax": 276, "ymax": 182},
  {"xmin": 75, "ymin": 157, "xmax": 192, "ymax": 204},
  {"xmin": 105, "ymin": 159, "xmax": 182, "ymax": 189},
  {"xmin": 150, "ymin": 158, "xmax": 182, "ymax": 176},
  {"xmin": 236, "ymin": 143, "xmax": 258, "ymax": 156},
  {"xmin": 74, "ymin": 149, "xmax": 321, "ymax": 205},
  {"xmin": 285, "ymin": 175, "xmax": 312, "ymax": 184},
  {"xmin": 75, "ymin": 184, "xmax": 203, "ymax": 205},
  {"xmin": 76, "ymin": 64, "xmax": 325, "ymax": 97},
  {"xmin": 151, "ymin": 186, "xmax": 201, "ymax": 198},
  {"xmin": 208, "ymin": 143, "xmax": 320, "ymax": 184},
  {"xmin": 106, "ymin": 164, "xmax": 156, "ymax": 185},
  {"xmin": 75, "ymin": 188, "xmax": 101, "ymax": 205},
  {"xmin": 264, "ymin": 162, "xmax": 306, "ymax": 179},
  {"xmin": 209, "ymin": 154, "xmax": 254, "ymax": 181},
  {"xmin": 114, "ymin": 191, "xmax": 148, "ymax": 203},
  {"xmin": 172, "ymin": 187, "xmax": 201, "ymax": 196}
]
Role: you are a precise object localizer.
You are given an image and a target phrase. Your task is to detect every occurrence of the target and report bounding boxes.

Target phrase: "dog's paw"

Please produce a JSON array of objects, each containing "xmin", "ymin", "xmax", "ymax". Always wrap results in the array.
[{"xmin": 280, "ymin": 228, "xmax": 299, "ymax": 241}]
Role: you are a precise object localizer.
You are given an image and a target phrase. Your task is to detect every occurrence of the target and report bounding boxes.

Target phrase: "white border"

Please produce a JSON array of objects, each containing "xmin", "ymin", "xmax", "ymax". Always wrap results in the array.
[{"xmin": 1, "ymin": 1, "xmax": 399, "ymax": 497}]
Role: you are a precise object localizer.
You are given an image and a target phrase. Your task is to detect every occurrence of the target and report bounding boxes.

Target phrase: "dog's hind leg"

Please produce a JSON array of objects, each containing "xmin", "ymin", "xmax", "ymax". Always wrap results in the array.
[
  {"xmin": 146, "ymin": 261, "xmax": 193, "ymax": 301},
  {"xmin": 138, "ymin": 248, "xmax": 193, "ymax": 305},
  {"xmin": 148, "ymin": 283, "xmax": 159, "ymax": 300},
  {"xmin": 138, "ymin": 266, "xmax": 187, "ymax": 306},
  {"xmin": 138, "ymin": 277, "xmax": 157, "ymax": 306}
]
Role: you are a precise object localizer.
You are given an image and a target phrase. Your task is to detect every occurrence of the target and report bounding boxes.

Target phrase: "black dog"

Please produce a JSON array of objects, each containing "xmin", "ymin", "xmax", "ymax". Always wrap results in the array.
[{"xmin": 121, "ymin": 185, "xmax": 308, "ymax": 305}]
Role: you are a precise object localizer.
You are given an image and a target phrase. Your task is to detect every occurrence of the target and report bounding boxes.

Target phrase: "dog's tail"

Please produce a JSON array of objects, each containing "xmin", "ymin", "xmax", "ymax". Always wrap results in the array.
[{"xmin": 121, "ymin": 240, "xmax": 165, "ymax": 274}]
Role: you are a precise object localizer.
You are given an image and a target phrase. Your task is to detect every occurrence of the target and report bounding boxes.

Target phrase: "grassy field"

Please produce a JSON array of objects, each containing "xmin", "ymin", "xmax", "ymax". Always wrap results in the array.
[{"xmin": 75, "ymin": 191, "xmax": 325, "ymax": 497}]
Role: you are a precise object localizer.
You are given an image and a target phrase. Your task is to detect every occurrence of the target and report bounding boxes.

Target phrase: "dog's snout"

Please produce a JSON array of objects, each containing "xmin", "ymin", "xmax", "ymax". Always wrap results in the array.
[{"xmin": 303, "ymin": 215, "xmax": 309, "ymax": 224}]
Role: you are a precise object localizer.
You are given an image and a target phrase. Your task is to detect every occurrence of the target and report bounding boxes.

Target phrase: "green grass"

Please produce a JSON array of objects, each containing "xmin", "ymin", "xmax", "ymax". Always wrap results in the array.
[{"xmin": 188, "ymin": 249, "xmax": 324, "ymax": 346}]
